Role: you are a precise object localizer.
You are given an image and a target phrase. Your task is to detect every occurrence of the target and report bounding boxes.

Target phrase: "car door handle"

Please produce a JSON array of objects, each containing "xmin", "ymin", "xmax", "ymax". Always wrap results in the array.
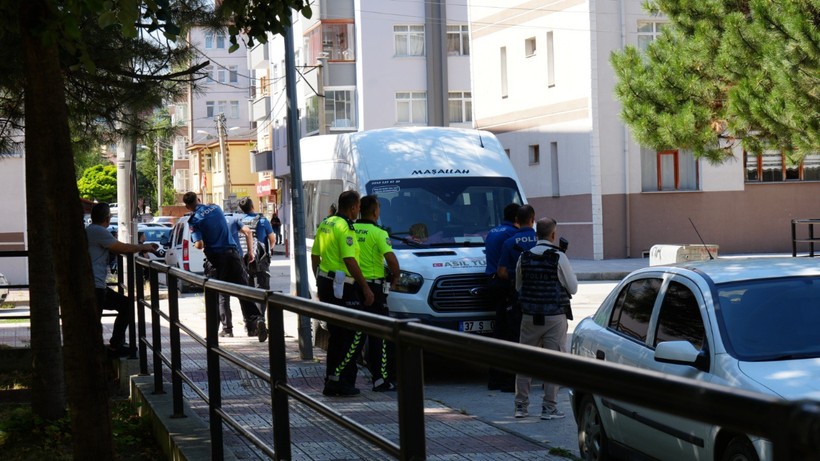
[{"xmin": 595, "ymin": 350, "xmax": 606, "ymax": 360}]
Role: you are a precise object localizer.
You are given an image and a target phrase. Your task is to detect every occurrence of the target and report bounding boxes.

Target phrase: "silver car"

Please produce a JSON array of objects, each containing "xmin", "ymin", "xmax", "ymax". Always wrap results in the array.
[{"xmin": 570, "ymin": 257, "xmax": 820, "ymax": 461}]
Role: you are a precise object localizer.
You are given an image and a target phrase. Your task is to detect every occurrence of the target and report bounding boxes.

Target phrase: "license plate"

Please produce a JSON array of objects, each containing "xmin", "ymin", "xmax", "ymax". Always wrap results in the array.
[{"xmin": 459, "ymin": 320, "xmax": 494, "ymax": 334}]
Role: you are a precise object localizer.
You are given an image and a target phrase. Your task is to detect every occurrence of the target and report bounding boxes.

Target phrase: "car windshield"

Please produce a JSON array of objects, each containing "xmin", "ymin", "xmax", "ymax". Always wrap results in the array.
[
  {"xmin": 715, "ymin": 276, "xmax": 820, "ymax": 361},
  {"xmin": 367, "ymin": 176, "xmax": 523, "ymax": 249}
]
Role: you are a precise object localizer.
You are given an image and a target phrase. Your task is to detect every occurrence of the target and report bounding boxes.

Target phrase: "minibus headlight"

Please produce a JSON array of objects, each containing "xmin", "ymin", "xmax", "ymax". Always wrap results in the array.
[{"xmin": 392, "ymin": 271, "xmax": 424, "ymax": 294}]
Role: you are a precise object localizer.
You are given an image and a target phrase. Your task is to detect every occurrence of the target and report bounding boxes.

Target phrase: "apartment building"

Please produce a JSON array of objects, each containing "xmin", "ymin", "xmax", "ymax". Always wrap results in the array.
[
  {"xmin": 247, "ymin": 0, "xmax": 474, "ymax": 221},
  {"xmin": 468, "ymin": 0, "xmax": 820, "ymax": 259},
  {"xmin": 171, "ymin": 26, "xmax": 256, "ymax": 209}
]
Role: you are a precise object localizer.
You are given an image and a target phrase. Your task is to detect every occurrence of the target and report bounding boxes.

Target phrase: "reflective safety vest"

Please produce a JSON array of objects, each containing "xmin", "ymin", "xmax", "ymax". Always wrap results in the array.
[{"xmin": 517, "ymin": 245, "xmax": 570, "ymax": 317}]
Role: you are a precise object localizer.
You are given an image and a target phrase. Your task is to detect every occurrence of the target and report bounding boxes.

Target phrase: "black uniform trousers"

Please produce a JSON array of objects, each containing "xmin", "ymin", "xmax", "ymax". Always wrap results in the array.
[
  {"xmin": 317, "ymin": 275, "xmax": 366, "ymax": 388},
  {"xmin": 207, "ymin": 248, "xmax": 264, "ymax": 334},
  {"xmin": 363, "ymin": 281, "xmax": 395, "ymax": 385},
  {"xmin": 487, "ymin": 277, "xmax": 521, "ymax": 390}
]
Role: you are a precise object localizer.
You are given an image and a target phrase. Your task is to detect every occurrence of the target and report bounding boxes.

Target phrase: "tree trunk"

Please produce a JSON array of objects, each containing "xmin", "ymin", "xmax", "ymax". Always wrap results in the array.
[
  {"xmin": 26, "ymin": 150, "xmax": 66, "ymax": 420},
  {"xmin": 20, "ymin": 1, "xmax": 114, "ymax": 459}
]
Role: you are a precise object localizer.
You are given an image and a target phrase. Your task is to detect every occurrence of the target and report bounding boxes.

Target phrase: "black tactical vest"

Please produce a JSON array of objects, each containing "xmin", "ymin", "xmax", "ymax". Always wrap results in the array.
[{"xmin": 518, "ymin": 245, "xmax": 570, "ymax": 317}]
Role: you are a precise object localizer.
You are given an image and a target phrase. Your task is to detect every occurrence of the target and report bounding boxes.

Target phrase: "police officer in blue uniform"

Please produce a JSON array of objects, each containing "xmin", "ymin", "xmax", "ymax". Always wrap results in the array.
[{"xmin": 183, "ymin": 192, "xmax": 267, "ymax": 342}]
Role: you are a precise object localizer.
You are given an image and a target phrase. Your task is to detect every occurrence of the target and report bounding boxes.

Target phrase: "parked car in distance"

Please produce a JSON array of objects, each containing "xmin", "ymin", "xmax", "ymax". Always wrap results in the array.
[
  {"xmin": 151, "ymin": 216, "xmax": 177, "ymax": 227},
  {"xmin": 139, "ymin": 225, "xmax": 171, "ymax": 262},
  {"xmin": 0, "ymin": 272, "xmax": 9, "ymax": 303},
  {"xmin": 163, "ymin": 214, "xmax": 205, "ymax": 293},
  {"xmin": 570, "ymin": 257, "xmax": 820, "ymax": 461}
]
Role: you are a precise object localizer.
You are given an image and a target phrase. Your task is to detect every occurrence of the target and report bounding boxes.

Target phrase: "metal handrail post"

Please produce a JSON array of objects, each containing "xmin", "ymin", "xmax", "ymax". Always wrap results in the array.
[
  {"xmin": 167, "ymin": 270, "xmax": 185, "ymax": 418},
  {"xmin": 205, "ymin": 287, "xmax": 224, "ymax": 460},
  {"xmin": 127, "ymin": 254, "xmax": 137, "ymax": 359},
  {"xmin": 267, "ymin": 296, "xmax": 292, "ymax": 460},
  {"xmin": 792, "ymin": 219, "xmax": 797, "ymax": 257},
  {"xmin": 150, "ymin": 266, "xmax": 165, "ymax": 394},
  {"xmin": 810, "ymin": 223, "xmax": 815, "ymax": 257},
  {"xmin": 395, "ymin": 321, "xmax": 426, "ymax": 461},
  {"xmin": 137, "ymin": 263, "xmax": 149, "ymax": 375}
]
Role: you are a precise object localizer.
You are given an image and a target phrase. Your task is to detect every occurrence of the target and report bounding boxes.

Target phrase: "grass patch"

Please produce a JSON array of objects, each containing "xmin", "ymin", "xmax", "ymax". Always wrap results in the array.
[
  {"xmin": 0, "ymin": 319, "xmax": 29, "ymax": 324},
  {"xmin": 549, "ymin": 446, "xmax": 580, "ymax": 460},
  {"xmin": 0, "ymin": 371, "xmax": 164, "ymax": 460},
  {"xmin": 1, "ymin": 303, "xmax": 14, "ymax": 309}
]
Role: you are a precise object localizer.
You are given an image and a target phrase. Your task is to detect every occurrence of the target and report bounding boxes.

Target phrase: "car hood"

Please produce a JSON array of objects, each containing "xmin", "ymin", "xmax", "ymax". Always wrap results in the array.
[{"xmin": 739, "ymin": 359, "xmax": 820, "ymax": 400}]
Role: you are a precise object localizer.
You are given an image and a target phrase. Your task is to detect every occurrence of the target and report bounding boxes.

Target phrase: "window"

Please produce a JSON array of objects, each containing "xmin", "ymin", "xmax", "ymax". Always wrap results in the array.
[
  {"xmin": 229, "ymin": 66, "xmax": 238, "ymax": 83},
  {"xmin": 260, "ymin": 76, "xmax": 269, "ymax": 96},
  {"xmin": 305, "ymin": 22, "xmax": 355, "ymax": 64},
  {"xmin": 396, "ymin": 92, "xmax": 427, "ymax": 124},
  {"xmin": 394, "ymin": 25, "xmax": 425, "ymax": 57},
  {"xmin": 608, "ymin": 278, "xmax": 662, "ymax": 342},
  {"xmin": 229, "ymin": 101, "xmax": 239, "ymax": 119},
  {"xmin": 654, "ymin": 281, "xmax": 705, "ymax": 350},
  {"xmin": 305, "ymin": 96, "xmax": 319, "ymax": 133},
  {"xmin": 528, "ymin": 144, "xmax": 540, "ymax": 165},
  {"xmin": 448, "ymin": 91, "xmax": 472, "ymax": 124},
  {"xmin": 204, "ymin": 30, "xmax": 226, "ymax": 49},
  {"xmin": 745, "ymin": 150, "xmax": 820, "ymax": 182},
  {"xmin": 325, "ymin": 89, "xmax": 356, "ymax": 130},
  {"xmin": 204, "ymin": 65, "xmax": 214, "ymax": 82},
  {"xmin": 525, "ymin": 37, "xmax": 536, "ymax": 57},
  {"xmin": 217, "ymin": 68, "xmax": 227, "ymax": 83},
  {"xmin": 447, "ymin": 25, "xmax": 469, "ymax": 56},
  {"xmin": 550, "ymin": 142, "xmax": 559, "ymax": 196},
  {"xmin": 173, "ymin": 103, "xmax": 188, "ymax": 125},
  {"xmin": 206, "ymin": 101, "xmax": 215, "ymax": 118},
  {"xmin": 637, "ymin": 21, "xmax": 666, "ymax": 51},
  {"xmin": 641, "ymin": 148, "xmax": 699, "ymax": 191},
  {"xmin": 546, "ymin": 31, "xmax": 555, "ymax": 87},
  {"xmin": 500, "ymin": 47, "xmax": 508, "ymax": 98},
  {"xmin": 216, "ymin": 101, "xmax": 227, "ymax": 116}
]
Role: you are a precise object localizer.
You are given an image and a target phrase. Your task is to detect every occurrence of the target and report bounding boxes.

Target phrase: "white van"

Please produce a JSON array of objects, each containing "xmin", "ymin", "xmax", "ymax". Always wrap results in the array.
[
  {"xmin": 163, "ymin": 214, "xmax": 206, "ymax": 293},
  {"xmin": 296, "ymin": 127, "xmax": 525, "ymax": 335}
]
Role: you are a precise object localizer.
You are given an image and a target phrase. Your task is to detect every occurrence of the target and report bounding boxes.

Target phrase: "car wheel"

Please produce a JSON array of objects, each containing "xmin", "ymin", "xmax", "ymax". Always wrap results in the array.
[
  {"xmin": 721, "ymin": 436, "xmax": 759, "ymax": 461},
  {"xmin": 578, "ymin": 395, "xmax": 609, "ymax": 461}
]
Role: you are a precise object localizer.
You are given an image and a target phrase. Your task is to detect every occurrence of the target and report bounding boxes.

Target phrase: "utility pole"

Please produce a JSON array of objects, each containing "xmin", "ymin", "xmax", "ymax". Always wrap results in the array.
[
  {"xmin": 216, "ymin": 113, "xmax": 230, "ymax": 208},
  {"xmin": 155, "ymin": 138, "xmax": 163, "ymax": 213},
  {"xmin": 285, "ymin": 23, "xmax": 313, "ymax": 360}
]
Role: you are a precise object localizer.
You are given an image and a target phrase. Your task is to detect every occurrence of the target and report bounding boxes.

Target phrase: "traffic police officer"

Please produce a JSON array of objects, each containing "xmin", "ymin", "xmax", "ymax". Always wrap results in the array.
[
  {"xmin": 311, "ymin": 190, "xmax": 374, "ymax": 396},
  {"xmin": 354, "ymin": 195, "xmax": 401, "ymax": 391}
]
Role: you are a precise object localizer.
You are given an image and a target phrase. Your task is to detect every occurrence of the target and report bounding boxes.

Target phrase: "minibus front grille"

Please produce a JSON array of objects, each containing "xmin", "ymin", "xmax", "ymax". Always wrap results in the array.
[{"xmin": 428, "ymin": 274, "xmax": 495, "ymax": 312}]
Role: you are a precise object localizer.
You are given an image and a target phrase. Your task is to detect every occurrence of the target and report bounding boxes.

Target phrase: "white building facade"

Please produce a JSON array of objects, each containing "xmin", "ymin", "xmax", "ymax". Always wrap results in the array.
[
  {"xmin": 469, "ymin": 0, "xmax": 820, "ymax": 259},
  {"xmin": 247, "ymin": 0, "xmax": 474, "ymax": 224},
  {"xmin": 172, "ymin": 26, "xmax": 253, "ymax": 207}
]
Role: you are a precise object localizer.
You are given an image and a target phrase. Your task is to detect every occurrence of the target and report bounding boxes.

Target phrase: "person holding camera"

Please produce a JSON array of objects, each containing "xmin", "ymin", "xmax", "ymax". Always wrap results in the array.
[{"xmin": 512, "ymin": 217, "xmax": 577, "ymax": 420}]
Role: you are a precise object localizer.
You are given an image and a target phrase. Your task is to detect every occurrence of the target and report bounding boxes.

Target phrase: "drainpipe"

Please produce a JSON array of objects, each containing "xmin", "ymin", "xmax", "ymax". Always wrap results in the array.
[{"xmin": 619, "ymin": 0, "xmax": 632, "ymax": 257}]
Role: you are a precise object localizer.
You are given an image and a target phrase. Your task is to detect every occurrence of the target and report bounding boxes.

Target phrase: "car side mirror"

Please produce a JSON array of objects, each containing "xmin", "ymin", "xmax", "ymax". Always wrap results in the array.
[
  {"xmin": 654, "ymin": 340, "xmax": 709, "ymax": 372},
  {"xmin": 160, "ymin": 234, "xmax": 170, "ymax": 246}
]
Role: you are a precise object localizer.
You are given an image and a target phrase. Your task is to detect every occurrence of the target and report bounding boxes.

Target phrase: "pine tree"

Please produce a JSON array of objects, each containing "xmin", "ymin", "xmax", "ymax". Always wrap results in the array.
[{"xmin": 612, "ymin": 0, "xmax": 819, "ymax": 162}]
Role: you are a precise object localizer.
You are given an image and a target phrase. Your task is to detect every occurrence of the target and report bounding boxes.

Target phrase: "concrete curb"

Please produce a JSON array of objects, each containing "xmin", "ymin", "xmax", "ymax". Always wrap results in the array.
[{"xmin": 131, "ymin": 375, "xmax": 238, "ymax": 461}]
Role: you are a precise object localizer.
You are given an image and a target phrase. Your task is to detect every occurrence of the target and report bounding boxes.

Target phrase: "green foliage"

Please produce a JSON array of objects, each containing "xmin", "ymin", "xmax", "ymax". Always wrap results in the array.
[
  {"xmin": 0, "ymin": 399, "xmax": 162, "ymax": 460},
  {"xmin": 613, "ymin": 0, "xmax": 819, "ymax": 162},
  {"xmin": 77, "ymin": 164, "xmax": 118, "ymax": 203}
]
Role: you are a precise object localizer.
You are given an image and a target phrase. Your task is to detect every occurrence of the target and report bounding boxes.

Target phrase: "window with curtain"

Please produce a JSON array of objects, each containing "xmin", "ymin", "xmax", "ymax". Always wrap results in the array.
[
  {"xmin": 394, "ymin": 25, "xmax": 425, "ymax": 57},
  {"xmin": 641, "ymin": 148, "xmax": 699, "ymax": 191},
  {"xmin": 396, "ymin": 92, "xmax": 427, "ymax": 124},
  {"xmin": 746, "ymin": 150, "xmax": 820, "ymax": 182},
  {"xmin": 447, "ymin": 25, "xmax": 469, "ymax": 56},
  {"xmin": 325, "ymin": 89, "xmax": 357, "ymax": 130},
  {"xmin": 448, "ymin": 92, "xmax": 472, "ymax": 124}
]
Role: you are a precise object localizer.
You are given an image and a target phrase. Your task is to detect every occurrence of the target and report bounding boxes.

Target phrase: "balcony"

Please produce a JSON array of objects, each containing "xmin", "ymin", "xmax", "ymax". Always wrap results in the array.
[
  {"xmin": 248, "ymin": 42, "xmax": 269, "ymax": 70},
  {"xmin": 251, "ymin": 96, "xmax": 271, "ymax": 122}
]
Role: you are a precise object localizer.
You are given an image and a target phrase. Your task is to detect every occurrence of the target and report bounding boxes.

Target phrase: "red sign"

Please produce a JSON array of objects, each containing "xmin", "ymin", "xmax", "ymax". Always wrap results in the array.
[{"xmin": 256, "ymin": 179, "xmax": 272, "ymax": 196}]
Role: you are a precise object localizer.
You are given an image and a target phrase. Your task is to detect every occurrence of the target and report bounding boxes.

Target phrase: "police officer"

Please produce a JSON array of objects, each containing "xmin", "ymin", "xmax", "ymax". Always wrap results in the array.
[
  {"xmin": 182, "ymin": 192, "xmax": 267, "ymax": 342},
  {"xmin": 485, "ymin": 203, "xmax": 520, "ymax": 391},
  {"xmin": 354, "ymin": 195, "xmax": 400, "ymax": 392},
  {"xmin": 493, "ymin": 204, "xmax": 537, "ymax": 391},
  {"xmin": 218, "ymin": 210, "xmax": 253, "ymax": 337},
  {"xmin": 513, "ymin": 217, "xmax": 577, "ymax": 419},
  {"xmin": 237, "ymin": 197, "xmax": 275, "ymax": 293},
  {"xmin": 311, "ymin": 190, "xmax": 375, "ymax": 396}
]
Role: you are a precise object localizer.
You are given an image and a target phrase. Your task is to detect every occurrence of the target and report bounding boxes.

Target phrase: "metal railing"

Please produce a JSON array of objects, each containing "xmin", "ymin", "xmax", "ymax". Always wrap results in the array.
[
  {"xmin": 791, "ymin": 218, "xmax": 820, "ymax": 257},
  {"xmin": 131, "ymin": 254, "xmax": 820, "ymax": 461}
]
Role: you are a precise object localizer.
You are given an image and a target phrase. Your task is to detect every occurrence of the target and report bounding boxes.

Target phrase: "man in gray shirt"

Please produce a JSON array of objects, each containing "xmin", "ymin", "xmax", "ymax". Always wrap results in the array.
[{"xmin": 86, "ymin": 202, "xmax": 157, "ymax": 356}]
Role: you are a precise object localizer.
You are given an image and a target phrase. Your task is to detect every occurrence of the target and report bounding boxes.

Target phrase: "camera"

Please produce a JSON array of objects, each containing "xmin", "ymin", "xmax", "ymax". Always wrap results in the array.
[{"xmin": 559, "ymin": 237, "xmax": 569, "ymax": 253}]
